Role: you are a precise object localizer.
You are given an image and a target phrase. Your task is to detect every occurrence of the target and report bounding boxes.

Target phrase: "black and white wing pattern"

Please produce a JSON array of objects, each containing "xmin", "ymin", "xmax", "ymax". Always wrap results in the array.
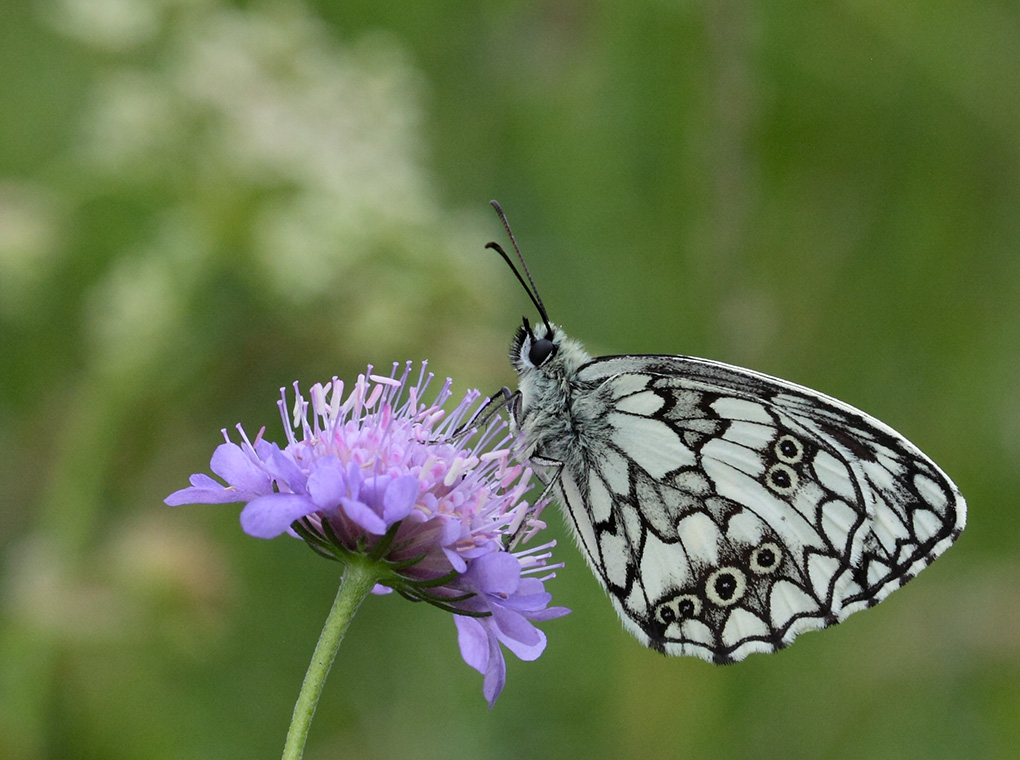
[
  {"xmin": 489, "ymin": 200, "xmax": 965, "ymax": 664},
  {"xmin": 512, "ymin": 334, "xmax": 966, "ymax": 664}
]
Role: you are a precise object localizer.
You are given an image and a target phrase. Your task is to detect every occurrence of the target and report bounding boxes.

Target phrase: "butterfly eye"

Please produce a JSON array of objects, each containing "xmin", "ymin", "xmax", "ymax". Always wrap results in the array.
[{"xmin": 528, "ymin": 337, "xmax": 556, "ymax": 366}]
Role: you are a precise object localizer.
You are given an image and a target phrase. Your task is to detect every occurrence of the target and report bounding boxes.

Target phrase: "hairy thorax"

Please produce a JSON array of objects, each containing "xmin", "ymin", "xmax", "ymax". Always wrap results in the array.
[{"xmin": 516, "ymin": 335, "xmax": 614, "ymax": 467}]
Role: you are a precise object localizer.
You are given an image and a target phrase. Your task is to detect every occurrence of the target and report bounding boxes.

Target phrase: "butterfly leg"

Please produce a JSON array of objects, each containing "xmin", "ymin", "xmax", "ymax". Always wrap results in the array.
[{"xmin": 451, "ymin": 387, "xmax": 517, "ymax": 439}]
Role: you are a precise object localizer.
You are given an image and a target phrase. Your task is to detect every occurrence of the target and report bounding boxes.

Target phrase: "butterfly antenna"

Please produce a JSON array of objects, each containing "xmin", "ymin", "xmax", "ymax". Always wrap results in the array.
[{"xmin": 486, "ymin": 200, "xmax": 554, "ymax": 336}]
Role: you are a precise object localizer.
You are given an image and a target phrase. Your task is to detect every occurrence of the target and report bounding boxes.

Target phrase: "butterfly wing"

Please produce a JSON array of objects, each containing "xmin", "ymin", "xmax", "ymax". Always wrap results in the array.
[{"xmin": 550, "ymin": 354, "xmax": 965, "ymax": 663}]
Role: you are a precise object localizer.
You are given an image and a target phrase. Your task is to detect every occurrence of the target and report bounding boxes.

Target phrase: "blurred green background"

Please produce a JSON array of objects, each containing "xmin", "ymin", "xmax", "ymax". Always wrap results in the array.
[{"xmin": 1, "ymin": 0, "xmax": 1017, "ymax": 758}]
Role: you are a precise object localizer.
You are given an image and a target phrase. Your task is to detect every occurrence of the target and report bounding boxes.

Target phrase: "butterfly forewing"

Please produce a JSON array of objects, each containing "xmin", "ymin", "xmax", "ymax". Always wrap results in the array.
[{"xmin": 516, "ymin": 343, "xmax": 965, "ymax": 664}]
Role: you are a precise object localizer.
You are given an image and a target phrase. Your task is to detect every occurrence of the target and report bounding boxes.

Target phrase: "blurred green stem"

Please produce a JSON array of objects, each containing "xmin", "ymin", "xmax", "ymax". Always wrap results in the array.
[{"xmin": 281, "ymin": 560, "xmax": 380, "ymax": 760}]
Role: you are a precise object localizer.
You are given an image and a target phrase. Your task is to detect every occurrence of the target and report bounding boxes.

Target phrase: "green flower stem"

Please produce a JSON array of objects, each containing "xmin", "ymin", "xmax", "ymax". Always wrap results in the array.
[{"xmin": 281, "ymin": 559, "xmax": 381, "ymax": 760}]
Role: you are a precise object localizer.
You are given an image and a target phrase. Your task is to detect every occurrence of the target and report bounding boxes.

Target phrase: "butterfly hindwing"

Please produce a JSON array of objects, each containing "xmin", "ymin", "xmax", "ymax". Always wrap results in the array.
[{"xmin": 540, "ymin": 353, "xmax": 964, "ymax": 663}]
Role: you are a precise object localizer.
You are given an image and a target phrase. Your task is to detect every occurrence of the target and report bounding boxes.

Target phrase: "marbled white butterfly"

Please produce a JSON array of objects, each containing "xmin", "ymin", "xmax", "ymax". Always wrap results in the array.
[{"xmin": 487, "ymin": 201, "xmax": 966, "ymax": 663}]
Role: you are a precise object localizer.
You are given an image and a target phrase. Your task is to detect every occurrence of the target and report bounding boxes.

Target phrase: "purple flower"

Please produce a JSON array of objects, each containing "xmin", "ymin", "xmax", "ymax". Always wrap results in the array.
[
  {"xmin": 453, "ymin": 547, "xmax": 570, "ymax": 706},
  {"xmin": 166, "ymin": 362, "xmax": 569, "ymax": 705}
]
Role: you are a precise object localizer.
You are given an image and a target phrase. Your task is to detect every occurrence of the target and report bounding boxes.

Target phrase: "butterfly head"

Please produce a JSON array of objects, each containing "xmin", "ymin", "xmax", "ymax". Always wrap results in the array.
[
  {"xmin": 510, "ymin": 317, "xmax": 591, "ymax": 381},
  {"xmin": 513, "ymin": 317, "xmax": 556, "ymax": 368}
]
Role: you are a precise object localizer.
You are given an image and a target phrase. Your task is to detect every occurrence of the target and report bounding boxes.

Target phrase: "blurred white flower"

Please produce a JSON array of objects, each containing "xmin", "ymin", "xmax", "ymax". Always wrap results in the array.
[
  {"xmin": 46, "ymin": 0, "xmax": 170, "ymax": 50},
  {"xmin": 84, "ymin": 214, "xmax": 207, "ymax": 374},
  {"xmin": 37, "ymin": 0, "xmax": 498, "ymax": 375},
  {"xmin": 0, "ymin": 182, "xmax": 62, "ymax": 319}
]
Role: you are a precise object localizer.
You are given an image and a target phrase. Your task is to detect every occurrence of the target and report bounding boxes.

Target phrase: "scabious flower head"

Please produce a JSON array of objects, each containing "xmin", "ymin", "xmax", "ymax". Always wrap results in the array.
[{"xmin": 166, "ymin": 361, "xmax": 569, "ymax": 705}]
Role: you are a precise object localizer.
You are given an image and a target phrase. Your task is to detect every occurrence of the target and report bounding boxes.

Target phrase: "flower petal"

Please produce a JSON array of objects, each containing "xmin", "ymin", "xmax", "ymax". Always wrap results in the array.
[
  {"xmin": 457, "ymin": 615, "xmax": 507, "ymax": 707},
  {"xmin": 467, "ymin": 551, "xmax": 521, "ymax": 595},
  {"xmin": 210, "ymin": 443, "xmax": 271, "ymax": 494},
  {"xmin": 240, "ymin": 493, "xmax": 319, "ymax": 538},
  {"xmin": 442, "ymin": 547, "xmax": 468, "ymax": 574},
  {"xmin": 261, "ymin": 442, "xmax": 308, "ymax": 494},
  {"xmin": 165, "ymin": 442, "xmax": 274, "ymax": 506},
  {"xmin": 339, "ymin": 497, "xmax": 388, "ymax": 535},
  {"xmin": 496, "ymin": 622, "xmax": 547, "ymax": 663},
  {"xmin": 481, "ymin": 633, "xmax": 507, "ymax": 708},
  {"xmin": 382, "ymin": 475, "xmax": 419, "ymax": 523},
  {"xmin": 307, "ymin": 461, "xmax": 348, "ymax": 510},
  {"xmin": 165, "ymin": 474, "xmax": 243, "ymax": 505},
  {"xmin": 439, "ymin": 518, "xmax": 463, "ymax": 545},
  {"xmin": 491, "ymin": 604, "xmax": 543, "ymax": 649},
  {"xmin": 345, "ymin": 462, "xmax": 362, "ymax": 500},
  {"xmin": 523, "ymin": 605, "xmax": 572, "ymax": 622},
  {"xmin": 454, "ymin": 615, "xmax": 490, "ymax": 674}
]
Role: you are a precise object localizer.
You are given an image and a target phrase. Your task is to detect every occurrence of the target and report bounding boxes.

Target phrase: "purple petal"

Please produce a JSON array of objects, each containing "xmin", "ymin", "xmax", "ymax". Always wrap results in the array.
[
  {"xmin": 443, "ymin": 547, "xmax": 468, "ymax": 574},
  {"xmin": 497, "ymin": 592, "xmax": 552, "ymax": 614},
  {"xmin": 507, "ymin": 578, "xmax": 572, "ymax": 618},
  {"xmin": 165, "ymin": 474, "xmax": 244, "ymax": 506},
  {"xmin": 455, "ymin": 615, "xmax": 490, "ymax": 674},
  {"xmin": 467, "ymin": 551, "xmax": 521, "ymax": 595},
  {"xmin": 481, "ymin": 633, "xmax": 507, "ymax": 708},
  {"xmin": 381, "ymin": 475, "xmax": 419, "ymax": 523},
  {"xmin": 457, "ymin": 616, "xmax": 507, "ymax": 708},
  {"xmin": 499, "ymin": 578, "xmax": 571, "ymax": 620},
  {"xmin": 439, "ymin": 518, "xmax": 465, "ymax": 546},
  {"xmin": 261, "ymin": 443, "xmax": 308, "ymax": 494},
  {"xmin": 513, "ymin": 576, "xmax": 546, "ymax": 597},
  {"xmin": 307, "ymin": 461, "xmax": 348, "ymax": 510},
  {"xmin": 240, "ymin": 493, "xmax": 319, "ymax": 538},
  {"xmin": 490, "ymin": 604, "xmax": 543, "ymax": 649},
  {"xmin": 187, "ymin": 473, "xmax": 225, "ymax": 490},
  {"xmin": 356, "ymin": 475, "xmax": 387, "ymax": 509},
  {"xmin": 345, "ymin": 462, "xmax": 362, "ymax": 500},
  {"xmin": 339, "ymin": 497, "xmax": 388, "ymax": 535},
  {"xmin": 523, "ymin": 605, "xmax": 572, "ymax": 622},
  {"xmin": 496, "ymin": 581, "xmax": 553, "ymax": 613},
  {"xmin": 252, "ymin": 438, "xmax": 276, "ymax": 459},
  {"xmin": 165, "ymin": 442, "xmax": 274, "ymax": 506},
  {"xmin": 498, "ymin": 627, "xmax": 547, "ymax": 663},
  {"xmin": 210, "ymin": 443, "xmax": 271, "ymax": 494}
]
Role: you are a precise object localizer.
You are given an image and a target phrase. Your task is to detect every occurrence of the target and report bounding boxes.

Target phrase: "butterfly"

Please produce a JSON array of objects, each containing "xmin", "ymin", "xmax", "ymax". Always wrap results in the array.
[{"xmin": 485, "ymin": 200, "xmax": 966, "ymax": 664}]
